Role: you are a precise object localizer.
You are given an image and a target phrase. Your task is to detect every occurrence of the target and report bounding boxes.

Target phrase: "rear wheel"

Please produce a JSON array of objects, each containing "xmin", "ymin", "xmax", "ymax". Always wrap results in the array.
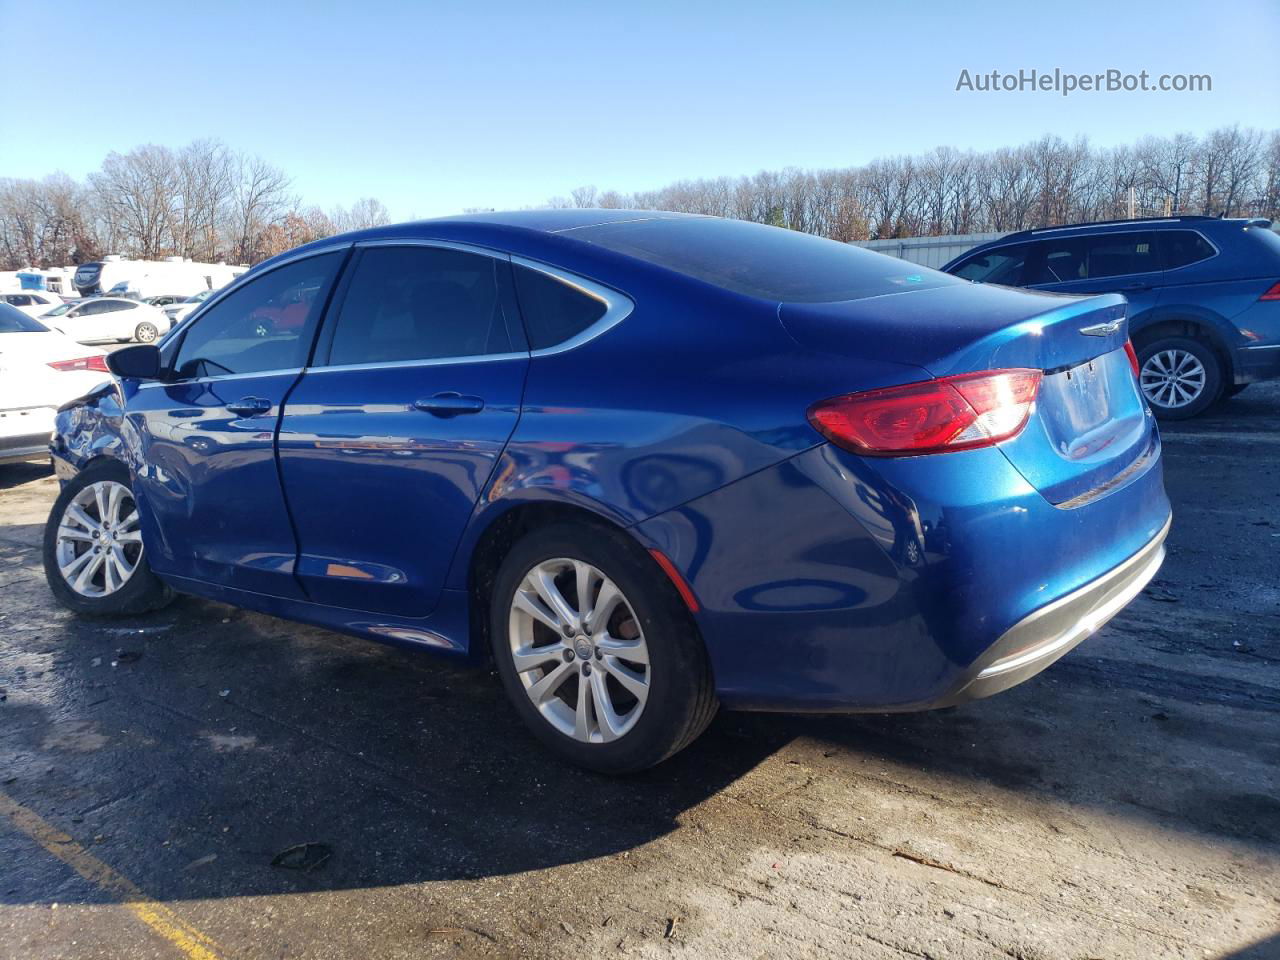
[
  {"xmin": 134, "ymin": 321, "xmax": 159, "ymax": 343},
  {"xmin": 43, "ymin": 460, "xmax": 173, "ymax": 616},
  {"xmin": 490, "ymin": 522, "xmax": 716, "ymax": 774},
  {"xmin": 1136, "ymin": 336, "xmax": 1221, "ymax": 420}
]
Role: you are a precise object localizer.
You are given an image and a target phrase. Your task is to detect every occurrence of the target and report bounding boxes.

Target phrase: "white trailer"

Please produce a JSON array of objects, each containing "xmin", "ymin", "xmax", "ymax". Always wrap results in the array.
[{"xmin": 72, "ymin": 256, "xmax": 248, "ymax": 298}]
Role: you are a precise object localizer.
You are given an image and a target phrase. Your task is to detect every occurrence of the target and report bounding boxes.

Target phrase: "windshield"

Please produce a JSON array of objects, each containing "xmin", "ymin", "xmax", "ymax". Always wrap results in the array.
[
  {"xmin": 564, "ymin": 216, "xmax": 959, "ymax": 303},
  {"xmin": 186, "ymin": 290, "xmax": 214, "ymax": 303},
  {"xmin": 43, "ymin": 303, "xmax": 74, "ymax": 317},
  {"xmin": 0, "ymin": 303, "xmax": 49, "ymax": 332}
]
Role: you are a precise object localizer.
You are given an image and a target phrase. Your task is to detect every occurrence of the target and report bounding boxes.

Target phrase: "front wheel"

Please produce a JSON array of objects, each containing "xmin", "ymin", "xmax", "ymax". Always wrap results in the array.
[
  {"xmin": 1136, "ymin": 336, "xmax": 1222, "ymax": 420},
  {"xmin": 43, "ymin": 460, "xmax": 174, "ymax": 616},
  {"xmin": 490, "ymin": 522, "xmax": 717, "ymax": 774}
]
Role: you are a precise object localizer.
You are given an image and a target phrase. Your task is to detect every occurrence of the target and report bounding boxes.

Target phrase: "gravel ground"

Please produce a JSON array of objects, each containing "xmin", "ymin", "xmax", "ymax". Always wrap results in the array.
[{"xmin": 1, "ymin": 384, "xmax": 1277, "ymax": 960}]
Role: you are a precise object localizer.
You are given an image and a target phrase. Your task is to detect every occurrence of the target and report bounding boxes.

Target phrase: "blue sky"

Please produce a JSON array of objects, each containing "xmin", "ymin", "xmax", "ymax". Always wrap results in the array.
[{"xmin": 2, "ymin": 0, "xmax": 1275, "ymax": 218}]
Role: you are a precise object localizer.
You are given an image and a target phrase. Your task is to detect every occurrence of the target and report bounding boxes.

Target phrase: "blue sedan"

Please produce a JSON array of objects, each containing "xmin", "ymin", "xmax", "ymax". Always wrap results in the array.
[{"xmin": 43, "ymin": 211, "xmax": 1172, "ymax": 772}]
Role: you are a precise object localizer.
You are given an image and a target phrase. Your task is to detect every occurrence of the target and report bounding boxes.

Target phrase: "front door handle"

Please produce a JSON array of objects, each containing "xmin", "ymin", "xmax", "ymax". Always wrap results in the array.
[
  {"xmin": 225, "ymin": 396, "xmax": 273, "ymax": 416},
  {"xmin": 1120, "ymin": 283, "xmax": 1151, "ymax": 292},
  {"xmin": 413, "ymin": 392, "xmax": 485, "ymax": 416}
]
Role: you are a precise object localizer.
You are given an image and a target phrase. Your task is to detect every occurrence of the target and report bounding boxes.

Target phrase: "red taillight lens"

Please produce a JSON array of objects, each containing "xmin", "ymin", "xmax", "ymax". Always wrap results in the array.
[
  {"xmin": 808, "ymin": 369, "xmax": 1042, "ymax": 457},
  {"xmin": 1259, "ymin": 281, "xmax": 1280, "ymax": 301},
  {"xmin": 48, "ymin": 355, "xmax": 110, "ymax": 373},
  {"xmin": 1123, "ymin": 340, "xmax": 1141, "ymax": 378}
]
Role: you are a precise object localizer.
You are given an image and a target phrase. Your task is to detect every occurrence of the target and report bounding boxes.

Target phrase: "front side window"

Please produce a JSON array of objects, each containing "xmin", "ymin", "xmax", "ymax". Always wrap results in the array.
[
  {"xmin": 950, "ymin": 244, "xmax": 1028, "ymax": 285},
  {"xmin": 172, "ymin": 252, "xmax": 343, "ymax": 379},
  {"xmin": 325, "ymin": 245, "xmax": 522, "ymax": 366}
]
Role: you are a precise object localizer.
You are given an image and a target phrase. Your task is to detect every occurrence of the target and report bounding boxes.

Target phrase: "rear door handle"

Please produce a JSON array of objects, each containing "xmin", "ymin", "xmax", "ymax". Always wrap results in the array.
[
  {"xmin": 225, "ymin": 397, "xmax": 273, "ymax": 416},
  {"xmin": 1120, "ymin": 283, "xmax": 1151, "ymax": 292},
  {"xmin": 413, "ymin": 392, "xmax": 485, "ymax": 416}
]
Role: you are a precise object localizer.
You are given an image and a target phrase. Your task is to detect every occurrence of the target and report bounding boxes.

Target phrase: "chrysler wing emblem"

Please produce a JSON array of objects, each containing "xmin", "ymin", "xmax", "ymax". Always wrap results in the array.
[{"xmin": 1079, "ymin": 319, "xmax": 1123, "ymax": 337}]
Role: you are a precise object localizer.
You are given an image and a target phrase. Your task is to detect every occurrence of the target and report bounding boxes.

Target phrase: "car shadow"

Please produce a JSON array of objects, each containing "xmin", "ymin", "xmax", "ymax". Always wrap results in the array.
[{"xmin": 0, "ymin": 461, "xmax": 52, "ymax": 491}]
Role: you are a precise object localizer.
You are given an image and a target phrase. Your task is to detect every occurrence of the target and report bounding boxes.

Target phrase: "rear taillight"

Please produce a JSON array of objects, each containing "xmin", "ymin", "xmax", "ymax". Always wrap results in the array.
[
  {"xmin": 48, "ymin": 355, "xmax": 110, "ymax": 373},
  {"xmin": 1259, "ymin": 281, "xmax": 1280, "ymax": 302},
  {"xmin": 808, "ymin": 369, "xmax": 1042, "ymax": 457},
  {"xmin": 1123, "ymin": 340, "xmax": 1141, "ymax": 378}
]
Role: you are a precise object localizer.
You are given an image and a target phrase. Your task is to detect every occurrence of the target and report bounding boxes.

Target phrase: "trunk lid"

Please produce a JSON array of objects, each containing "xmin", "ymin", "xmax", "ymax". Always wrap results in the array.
[{"xmin": 781, "ymin": 283, "xmax": 1154, "ymax": 505}]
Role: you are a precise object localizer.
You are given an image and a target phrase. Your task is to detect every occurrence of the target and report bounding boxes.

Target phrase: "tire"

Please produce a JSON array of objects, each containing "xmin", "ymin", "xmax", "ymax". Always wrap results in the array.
[
  {"xmin": 1136, "ymin": 336, "xmax": 1222, "ymax": 420},
  {"xmin": 489, "ymin": 521, "xmax": 717, "ymax": 774},
  {"xmin": 134, "ymin": 321, "xmax": 159, "ymax": 343},
  {"xmin": 43, "ymin": 459, "xmax": 174, "ymax": 616}
]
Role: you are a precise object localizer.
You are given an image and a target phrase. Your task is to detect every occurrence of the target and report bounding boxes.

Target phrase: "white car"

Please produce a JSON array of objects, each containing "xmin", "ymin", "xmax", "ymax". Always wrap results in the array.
[
  {"xmin": 0, "ymin": 305, "xmax": 111, "ymax": 465},
  {"xmin": 43, "ymin": 296, "xmax": 171, "ymax": 345},
  {"xmin": 163, "ymin": 288, "xmax": 216, "ymax": 327},
  {"xmin": 1, "ymin": 291, "xmax": 64, "ymax": 319}
]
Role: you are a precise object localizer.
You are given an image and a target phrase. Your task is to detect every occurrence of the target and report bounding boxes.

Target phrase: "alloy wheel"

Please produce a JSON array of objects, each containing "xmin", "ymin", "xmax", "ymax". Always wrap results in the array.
[
  {"xmin": 55, "ymin": 480, "xmax": 144, "ymax": 597},
  {"xmin": 1140, "ymin": 349, "xmax": 1206, "ymax": 409},
  {"xmin": 135, "ymin": 322, "xmax": 158, "ymax": 343},
  {"xmin": 508, "ymin": 557, "xmax": 651, "ymax": 743}
]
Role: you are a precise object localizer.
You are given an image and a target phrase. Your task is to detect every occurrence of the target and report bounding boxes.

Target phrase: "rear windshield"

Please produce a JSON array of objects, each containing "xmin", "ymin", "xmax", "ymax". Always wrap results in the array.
[
  {"xmin": 564, "ymin": 217, "xmax": 958, "ymax": 303},
  {"xmin": 0, "ymin": 304, "xmax": 48, "ymax": 332}
]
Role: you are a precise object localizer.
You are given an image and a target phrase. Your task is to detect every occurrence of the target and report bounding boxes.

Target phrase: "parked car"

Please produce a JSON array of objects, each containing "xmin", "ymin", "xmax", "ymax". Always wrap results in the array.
[
  {"xmin": 942, "ymin": 216, "xmax": 1280, "ymax": 419},
  {"xmin": 144, "ymin": 294, "xmax": 189, "ymax": 308},
  {"xmin": 42, "ymin": 211, "xmax": 1171, "ymax": 772},
  {"xmin": 162, "ymin": 288, "xmax": 215, "ymax": 327},
  {"xmin": 1, "ymin": 291, "xmax": 63, "ymax": 319},
  {"xmin": 0, "ymin": 305, "xmax": 110, "ymax": 465},
  {"xmin": 44, "ymin": 296, "xmax": 171, "ymax": 344}
]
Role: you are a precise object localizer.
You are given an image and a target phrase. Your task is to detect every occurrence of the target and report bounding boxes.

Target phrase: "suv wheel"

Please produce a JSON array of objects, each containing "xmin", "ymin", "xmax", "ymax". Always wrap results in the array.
[
  {"xmin": 490, "ymin": 522, "xmax": 717, "ymax": 773},
  {"xmin": 43, "ymin": 460, "xmax": 174, "ymax": 616},
  {"xmin": 1136, "ymin": 336, "xmax": 1222, "ymax": 420}
]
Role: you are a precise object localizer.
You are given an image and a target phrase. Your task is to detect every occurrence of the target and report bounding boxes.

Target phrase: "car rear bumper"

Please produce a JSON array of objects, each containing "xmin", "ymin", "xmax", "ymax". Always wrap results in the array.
[
  {"xmin": 0, "ymin": 431, "xmax": 54, "ymax": 465},
  {"xmin": 925, "ymin": 513, "xmax": 1168, "ymax": 706},
  {"xmin": 1235, "ymin": 343, "xmax": 1280, "ymax": 383}
]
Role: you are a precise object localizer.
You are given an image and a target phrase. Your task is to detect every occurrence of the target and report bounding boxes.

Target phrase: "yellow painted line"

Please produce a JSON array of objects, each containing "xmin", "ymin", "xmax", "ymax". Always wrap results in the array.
[{"xmin": 0, "ymin": 790, "xmax": 224, "ymax": 960}]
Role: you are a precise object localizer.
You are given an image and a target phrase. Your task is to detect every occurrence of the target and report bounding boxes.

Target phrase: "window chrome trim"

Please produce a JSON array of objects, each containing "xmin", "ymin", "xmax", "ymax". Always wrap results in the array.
[
  {"xmin": 352, "ymin": 237, "xmax": 513, "ymax": 260},
  {"xmin": 510, "ymin": 255, "xmax": 634, "ymax": 357},
  {"xmin": 305, "ymin": 352, "xmax": 528, "ymax": 375},
  {"xmin": 135, "ymin": 367, "xmax": 304, "ymax": 389}
]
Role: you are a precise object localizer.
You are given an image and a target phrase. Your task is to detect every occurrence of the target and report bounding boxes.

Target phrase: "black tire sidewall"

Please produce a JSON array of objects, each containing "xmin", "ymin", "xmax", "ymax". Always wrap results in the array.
[
  {"xmin": 43, "ymin": 459, "xmax": 172, "ymax": 616},
  {"xmin": 1136, "ymin": 336, "xmax": 1222, "ymax": 420},
  {"xmin": 489, "ymin": 522, "xmax": 713, "ymax": 774},
  {"xmin": 135, "ymin": 322, "xmax": 158, "ymax": 343}
]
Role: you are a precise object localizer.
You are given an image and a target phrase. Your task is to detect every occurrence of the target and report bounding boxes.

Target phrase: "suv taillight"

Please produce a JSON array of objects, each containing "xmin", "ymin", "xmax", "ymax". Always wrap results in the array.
[
  {"xmin": 1259, "ymin": 281, "xmax": 1280, "ymax": 301},
  {"xmin": 808, "ymin": 369, "xmax": 1042, "ymax": 457}
]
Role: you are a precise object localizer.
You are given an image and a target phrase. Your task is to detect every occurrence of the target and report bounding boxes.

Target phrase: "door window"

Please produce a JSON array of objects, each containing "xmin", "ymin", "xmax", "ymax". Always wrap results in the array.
[
  {"xmin": 325, "ymin": 245, "xmax": 523, "ymax": 366},
  {"xmin": 171, "ymin": 252, "xmax": 343, "ymax": 379},
  {"xmin": 1026, "ymin": 232, "xmax": 1158, "ymax": 284},
  {"xmin": 949, "ymin": 245, "xmax": 1028, "ymax": 285}
]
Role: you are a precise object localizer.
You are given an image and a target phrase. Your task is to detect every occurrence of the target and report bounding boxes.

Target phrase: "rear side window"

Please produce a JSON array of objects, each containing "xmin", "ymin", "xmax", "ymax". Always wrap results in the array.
[
  {"xmin": 566, "ymin": 216, "xmax": 957, "ymax": 303},
  {"xmin": 1161, "ymin": 231, "xmax": 1217, "ymax": 269},
  {"xmin": 513, "ymin": 265, "xmax": 608, "ymax": 350},
  {"xmin": 1026, "ymin": 231, "xmax": 1158, "ymax": 284},
  {"xmin": 173, "ymin": 252, "xmax": 342, "ymax": 379},
  {"xmin": 326, "ymin": 246, "xmax": 522, "ymax": 366},
  {"xmin": 950, "ymin": 244, "xmax": 1028, "ymax": 284}
]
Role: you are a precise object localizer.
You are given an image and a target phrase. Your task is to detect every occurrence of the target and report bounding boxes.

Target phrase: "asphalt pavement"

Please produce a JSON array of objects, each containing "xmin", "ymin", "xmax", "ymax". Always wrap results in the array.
[{"xmin": 1, "ymin": 384, "xmax": 1277, "ymax": 960}]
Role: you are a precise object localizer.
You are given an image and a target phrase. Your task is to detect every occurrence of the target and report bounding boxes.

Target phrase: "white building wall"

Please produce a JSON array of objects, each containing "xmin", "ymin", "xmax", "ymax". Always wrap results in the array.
[{"xmin": 850, "ymin": 232, "xmax": 1009, "ymax": 269}]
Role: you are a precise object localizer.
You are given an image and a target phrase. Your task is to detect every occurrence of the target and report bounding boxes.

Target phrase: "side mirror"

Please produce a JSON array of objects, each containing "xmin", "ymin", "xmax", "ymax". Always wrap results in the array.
[{"xmin": 106, "ymin": 344, "xmax": 162, "ymax": 380}]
